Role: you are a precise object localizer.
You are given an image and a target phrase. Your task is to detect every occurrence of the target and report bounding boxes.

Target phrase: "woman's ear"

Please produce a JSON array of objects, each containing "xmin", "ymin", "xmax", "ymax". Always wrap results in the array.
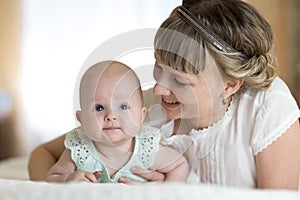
[
  {"xmin": 76, "ymin": 111, "xmax": 82, "ymax": 123},
  {"xmin": 224, "ymin": 79, "xmax": 244, "ymax": 97},
  {"xmin": 141, "ymin": 107, "xmax": 147, "ymax": 123}
]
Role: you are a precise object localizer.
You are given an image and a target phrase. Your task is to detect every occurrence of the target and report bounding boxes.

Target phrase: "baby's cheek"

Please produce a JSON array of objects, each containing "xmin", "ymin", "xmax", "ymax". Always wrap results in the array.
[
  {"xmin": 83, "ymin": 115, "xmax": 102, "ymax": 131},
  {"xmin": 129, "ymin": 111, "xmax": 140, "ymax": 121},
  {"xmin": 123, "ymin": 117, "xmax": 141, "ymax": 136}
]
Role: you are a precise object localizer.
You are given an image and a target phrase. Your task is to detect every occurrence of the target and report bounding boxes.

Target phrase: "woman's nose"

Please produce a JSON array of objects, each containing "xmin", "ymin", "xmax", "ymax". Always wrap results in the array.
[
  {"xmin": 104, "ymin": 112, "xmax": 116, "ymax": 122},
  {"xmin": 152, "ymin": 82, "xmax": 171, "ymax": 96}
]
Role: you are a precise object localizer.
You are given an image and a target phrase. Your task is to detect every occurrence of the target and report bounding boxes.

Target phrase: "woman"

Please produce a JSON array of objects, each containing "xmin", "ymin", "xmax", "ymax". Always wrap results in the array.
[{"xmin": 29, "ymin": 0, "xmax": 300, "ymax": 189}]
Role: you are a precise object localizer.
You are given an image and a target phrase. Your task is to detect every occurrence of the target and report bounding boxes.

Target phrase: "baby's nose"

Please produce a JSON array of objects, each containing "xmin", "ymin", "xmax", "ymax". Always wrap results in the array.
[{"xmin": 104, "ymin": 112, "xmax": 116, "ymax": 122}]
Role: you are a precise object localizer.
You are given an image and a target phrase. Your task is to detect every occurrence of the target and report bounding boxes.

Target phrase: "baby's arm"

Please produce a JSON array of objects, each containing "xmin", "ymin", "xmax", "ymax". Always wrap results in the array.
[
  {"xmin": 46, "ymin": 149, "xmax": 99, "ymax": 183},
  {"xmin": 152, "ymin": 145, "xmax": 189, "ymax": 182}
]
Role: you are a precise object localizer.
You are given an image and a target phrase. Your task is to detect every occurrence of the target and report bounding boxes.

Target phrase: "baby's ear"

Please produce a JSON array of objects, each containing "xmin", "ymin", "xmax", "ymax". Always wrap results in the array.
[
  {"xmin": 76, "ymin": 111, "xmax": 82, "ymax": 123},
  {"xmin": 141, "ymin": 107, "xmax": 147, "ymax": 122}
]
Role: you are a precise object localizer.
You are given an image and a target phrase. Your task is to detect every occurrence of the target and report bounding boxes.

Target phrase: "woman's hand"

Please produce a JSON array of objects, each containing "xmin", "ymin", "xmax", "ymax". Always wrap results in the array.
[{"xmin": 118, "ymin": 167, "xmax": 165, "ymax": 184}]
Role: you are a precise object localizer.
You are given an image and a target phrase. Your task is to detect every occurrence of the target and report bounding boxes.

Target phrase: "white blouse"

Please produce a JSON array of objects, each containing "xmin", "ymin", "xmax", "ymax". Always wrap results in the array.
[{"xmin": 143, "ymin": 77, "xmax": 300, "ymax": 188}]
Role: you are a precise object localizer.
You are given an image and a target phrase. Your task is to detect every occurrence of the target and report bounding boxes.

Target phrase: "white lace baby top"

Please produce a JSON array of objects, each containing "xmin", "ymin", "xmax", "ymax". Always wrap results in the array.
[
  {"xmin": 65, "ymin": 126, "xmax": 161, "ymax": 183},
  {"xmin": 144, "ymin": 77, "xmax": 300, "ymax": 188}
]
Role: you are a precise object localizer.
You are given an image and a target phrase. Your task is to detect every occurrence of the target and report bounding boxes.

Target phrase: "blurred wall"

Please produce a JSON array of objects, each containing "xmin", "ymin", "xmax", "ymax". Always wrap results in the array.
[
  {"xmin": 289, "ymin": 0, "xmax": 300, "ymax": 107},
  {"xmin": 247, "ymin": 0, "xmax": 300, "ymax": 105},
  {"xmin": 0, "ymin": 0, "xmax": 26, "ymax": 159}
]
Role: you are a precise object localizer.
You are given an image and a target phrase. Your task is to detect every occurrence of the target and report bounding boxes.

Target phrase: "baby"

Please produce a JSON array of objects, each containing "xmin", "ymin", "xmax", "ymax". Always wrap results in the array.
[{"xmin": 46, "ymin": 61, "xmax": 188, "ymax": 183}]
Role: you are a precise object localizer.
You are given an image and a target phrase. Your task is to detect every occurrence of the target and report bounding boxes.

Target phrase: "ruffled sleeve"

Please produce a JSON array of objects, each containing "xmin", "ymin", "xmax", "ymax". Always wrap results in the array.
[
  {"xmin": 251, "ymin": 78, "xmax": 300, "ymax": 155},
  {"xmin": 135, "ymin": 126, "xmax": 161, "ymax": 168},
  {"xmin": 64, "ymin": 129, "xmax": 91, "ymax": 169}
]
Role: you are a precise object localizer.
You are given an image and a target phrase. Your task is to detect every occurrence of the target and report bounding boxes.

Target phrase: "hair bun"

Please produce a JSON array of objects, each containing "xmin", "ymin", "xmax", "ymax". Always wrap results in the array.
[{"xmin": 241, "ymin": 53, "xmax": 278, "ymax": 90}]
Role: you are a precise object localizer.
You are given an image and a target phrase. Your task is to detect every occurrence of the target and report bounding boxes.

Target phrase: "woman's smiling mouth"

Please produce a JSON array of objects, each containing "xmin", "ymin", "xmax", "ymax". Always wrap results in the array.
[{"xmin": 162, "ymin": 98, "xmax": 180, "ymax": 108}]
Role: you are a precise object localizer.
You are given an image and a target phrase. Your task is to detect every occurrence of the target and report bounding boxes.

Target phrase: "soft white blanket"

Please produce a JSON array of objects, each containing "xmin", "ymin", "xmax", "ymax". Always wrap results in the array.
[{"xmin": 0, "ymin": 157, "xmax": 299, "ymax": 200}]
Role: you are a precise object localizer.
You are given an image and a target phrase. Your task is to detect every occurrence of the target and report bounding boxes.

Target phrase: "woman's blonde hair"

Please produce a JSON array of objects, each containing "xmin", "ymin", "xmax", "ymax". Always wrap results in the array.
[{"xmin": 154, "ymin": 0, "xmax": 278, "ymax": 91}]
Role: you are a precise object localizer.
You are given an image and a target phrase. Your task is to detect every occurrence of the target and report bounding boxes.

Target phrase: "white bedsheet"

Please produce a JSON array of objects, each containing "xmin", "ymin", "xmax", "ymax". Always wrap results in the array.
[{"xmin": 0, "ymin": 157, "xmax": 299, "ymax": 200}]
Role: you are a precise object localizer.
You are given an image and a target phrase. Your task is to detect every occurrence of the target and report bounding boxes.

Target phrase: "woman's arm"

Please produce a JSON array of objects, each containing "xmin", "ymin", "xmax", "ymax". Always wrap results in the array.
[
  {"xmin": 255, "ymin": 120, "xmax": 300, "ymax": 190},
  {"xmin": 118, "ymin": 167, "xmax": 166, "ymax": 184},
  {"xmin": 152, "ymin": 145, "xmax": 189, "ymax": 182},
  {"xmin": 28, "ymin": 134, "xmax": 66, "ymax": 181}
]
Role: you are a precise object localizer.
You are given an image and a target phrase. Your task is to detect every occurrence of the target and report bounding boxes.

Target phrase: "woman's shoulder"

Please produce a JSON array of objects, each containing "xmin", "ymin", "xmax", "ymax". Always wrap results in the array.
[
  {"xmin": 244, "ymin": 78, "xmax": 300, "ymax": 155},
  {"xmin": 238, "ymin": 77, "xmax": 296, "ymax": 107},
  {"xmin": 233, "ymin": 77, "xmax": 299, "ymax": 130},
  {"xmin": 263, "ymin": 77, "xmax": 294, "ymax": 96}
]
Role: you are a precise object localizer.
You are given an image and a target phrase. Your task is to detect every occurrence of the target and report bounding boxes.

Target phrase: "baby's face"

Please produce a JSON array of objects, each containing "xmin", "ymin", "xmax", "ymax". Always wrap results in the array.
[{"xmin": 78, "ymin": 63, "xmax": 146, "ymax": 146}]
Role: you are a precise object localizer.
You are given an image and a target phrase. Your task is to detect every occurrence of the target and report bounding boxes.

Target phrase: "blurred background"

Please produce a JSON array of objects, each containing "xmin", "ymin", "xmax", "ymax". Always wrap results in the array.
[{"xmin": 0, "ymin": 0, "xmax": 299, "ymax": 160}]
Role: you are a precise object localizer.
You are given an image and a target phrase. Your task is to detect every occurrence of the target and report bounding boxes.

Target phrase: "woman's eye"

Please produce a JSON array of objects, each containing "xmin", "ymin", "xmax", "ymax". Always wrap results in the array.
[
  {"xmin": 95, "ymin": 105, "xmax": 104, "ymax": 112},
  {"xmin": 119, "ymin": 104, "xmax": 129, "ymax": 110},
  {"xmin": 175, "ymin": 77, "xmax": 189, "ymax": 86}
]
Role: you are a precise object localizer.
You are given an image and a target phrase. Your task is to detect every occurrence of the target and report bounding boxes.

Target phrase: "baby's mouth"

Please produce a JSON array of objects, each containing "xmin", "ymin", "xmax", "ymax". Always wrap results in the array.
[{"xmin": 103, "ymin": 126, "xmax": 120, "ymax": 131}]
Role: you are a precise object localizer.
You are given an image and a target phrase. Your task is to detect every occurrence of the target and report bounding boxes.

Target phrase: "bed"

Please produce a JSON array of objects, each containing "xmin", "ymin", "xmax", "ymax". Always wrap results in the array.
[{"xmin": 0, "ymin": 157, "xmax": 299, "ymax": 200}]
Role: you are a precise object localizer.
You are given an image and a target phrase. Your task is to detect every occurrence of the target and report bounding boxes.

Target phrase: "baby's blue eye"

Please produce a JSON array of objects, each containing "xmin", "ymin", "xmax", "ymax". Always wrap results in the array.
[
  {"xmin": 95, "ymin": 105, "xmax": 104, "ymax": 112},
  {"xmin": 119, "ymin": 104, "xmax": 129, "ymax": 110}
]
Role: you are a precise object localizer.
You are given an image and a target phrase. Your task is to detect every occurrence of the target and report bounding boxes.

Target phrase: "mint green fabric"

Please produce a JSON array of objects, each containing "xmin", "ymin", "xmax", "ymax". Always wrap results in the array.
[{"xmin": 65, "ymin": 126, "xmax": 161, "ymax": 183}]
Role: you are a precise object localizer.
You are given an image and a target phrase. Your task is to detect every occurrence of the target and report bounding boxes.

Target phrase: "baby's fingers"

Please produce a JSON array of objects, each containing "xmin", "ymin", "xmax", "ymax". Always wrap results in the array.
[
  {"xmin": 85, "ymin": 171, "xmax": 101, "ymax": 183},
  {"xmin": 93, "ymin": 171, "xmax": 102, "ymax": 179}
]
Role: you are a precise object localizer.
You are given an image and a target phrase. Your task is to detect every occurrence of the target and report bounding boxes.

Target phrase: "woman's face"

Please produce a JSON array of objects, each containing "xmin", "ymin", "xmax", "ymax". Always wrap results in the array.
[{"xmin": 152, "ymin": 54, "xmax": 226, "ymax": 128}]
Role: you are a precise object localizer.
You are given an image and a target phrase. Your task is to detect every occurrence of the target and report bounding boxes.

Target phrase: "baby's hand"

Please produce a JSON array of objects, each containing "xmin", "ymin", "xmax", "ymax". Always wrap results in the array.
[{"xmin": 66, "ymin": 170, "xmax": 101, "ymax": 183}]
